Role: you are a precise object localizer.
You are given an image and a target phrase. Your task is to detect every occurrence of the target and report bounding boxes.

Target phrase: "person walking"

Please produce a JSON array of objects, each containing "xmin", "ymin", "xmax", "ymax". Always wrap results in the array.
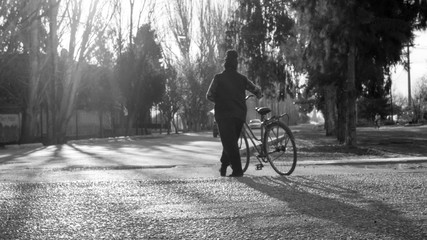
[
  {"xmin": 374, "ymin": 113, "xmax": 381, "ymax": 129},
  {"xmin": 206, "ymin": 49, "xmax": 262, "ymax": 177}
]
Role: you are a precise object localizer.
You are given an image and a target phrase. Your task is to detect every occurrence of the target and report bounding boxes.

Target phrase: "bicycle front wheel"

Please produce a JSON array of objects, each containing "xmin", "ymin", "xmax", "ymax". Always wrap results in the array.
[
  {"xmin": 238, "ymin": 131, "xmax": 250, "ymax": 173},
  {"xmin": 263, "ymin": 122, "xmax": 297, "ymax": 175}
]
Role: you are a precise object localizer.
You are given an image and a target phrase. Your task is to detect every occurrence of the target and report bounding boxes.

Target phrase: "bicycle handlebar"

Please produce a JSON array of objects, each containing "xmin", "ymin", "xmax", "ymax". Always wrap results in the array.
[{"xmin": 245, "ymin": 94, "xmax": 263, "ymax": 100}]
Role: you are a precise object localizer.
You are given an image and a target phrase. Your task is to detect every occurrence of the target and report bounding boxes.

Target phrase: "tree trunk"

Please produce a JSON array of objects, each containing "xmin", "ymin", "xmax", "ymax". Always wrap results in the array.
[
  {"xmin": 345, "ymin": 41, "xmax": 357, "ymax": 146},
  {"xmin": 323, "ymin": 84, "xmax": 337, "ymax": 136},
  {"xmin": 336, "ymin": 86, "xmax": 346, "ymax": 143},
  {"xmin": 165, "ymin": 113, "xmax": 173, "ymax": 135},
  {"xmin": 45, "ymin": 0, "xmax": 59, "ymax": 146},
  {"xmin": 48, "ymin": 0, "xmax": 99, "ymax": 145},
  {"xmin": 99, "ymin": 110, "xmax": 104, "ymax": 138},
  {"xmin": 21, "ymin": 0, "xmax": 42, "ymax": 143},
  {"xmin": 129, "ymin": 0, "xmax": 134, "ymax": 48},
  {"xmin": 53, "ymin": 62, "xmax": 79, "ymax": 144},
  {"xmin": 111, "ymin": 106, "xmax": 116, "ymax": 137},
  {"xmin": 172, "ymin": 115, "xmax": 179, "ymax": 134}
]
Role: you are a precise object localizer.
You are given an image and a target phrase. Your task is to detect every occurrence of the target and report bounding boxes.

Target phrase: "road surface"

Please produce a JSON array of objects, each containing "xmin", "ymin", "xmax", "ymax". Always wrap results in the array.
[{"xmin": 1, "ymin": 132, "xmax": 426, "ymax": 239}]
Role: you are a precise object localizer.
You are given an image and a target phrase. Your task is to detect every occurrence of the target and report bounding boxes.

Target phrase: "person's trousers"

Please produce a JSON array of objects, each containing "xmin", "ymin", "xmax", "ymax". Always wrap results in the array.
[{"xmin": 216, "ymin": 117, "xmax": 244, "ymax": 173}]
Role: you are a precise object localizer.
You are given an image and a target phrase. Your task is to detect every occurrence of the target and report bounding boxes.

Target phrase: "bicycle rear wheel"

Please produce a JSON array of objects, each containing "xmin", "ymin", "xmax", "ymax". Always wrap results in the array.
[
  {"xmin": 263, "ymin": 121, "xmax": 297, "ymax": 175},
  {"xmin": 238, "ymin": 131, "xmax": 250, "ymax": 173}
]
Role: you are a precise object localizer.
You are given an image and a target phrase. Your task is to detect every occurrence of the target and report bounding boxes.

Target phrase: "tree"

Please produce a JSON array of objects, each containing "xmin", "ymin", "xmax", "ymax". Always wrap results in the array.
[
  {"xmin": 159, "ymin": 61, "xmax": 182, "ymax": 134},
  {"xmin": 391, "ymin": 90, "xmax": 407, "ymax": 121},
  {"xmin": 40, "ymin": 0, "xmax": 121, "ymax": 145},
  {"xmin": 162, "ymin": 0, "xmax": 193, "ymax": 132},
  {"xmin": 293, "ymin": 0, "xmax": 358, "ymax": 144},
  {"xmin": 21, "ymin": 0, "xmax": 47, "ymax": 143},
  {"xmin": 77, "ymin": 64, "xmax": 115, "ymax": 137},
  {"xmin": 167, "ymin": 0, "xmax": 193, "ymax": 59},
  {"xmin": 233, "ymin": 0, "xmax": 302, "ymax": 120},
  {"xmin": 0, "ymin": 0, "xmax": 28, "ymax": 53},
  {"xmin": 186, "ymin": 0, "xmax": 225, "ymax": 131},
  {"xmin": 0, "ymin": 54, "xmax": 29, "ymax": 106},
  {"xmin": 412, "ymin": 75, "xmax": 427, "ymax": 122},
  {"xmin": 117, "ymin": 24, "xmax": 165, "ymax": 135},
  {"xmin": 43, "ymin": 0, "xmax": 100, "ymax": 144},
  {"xmin": 161, "ymin": 0, "xmax": 227, "ymax": 132},
  {"xmin": 293, "ymin": 0, "xmax": 427, "ymax": 146},
  {"xmin": 43, "ymin": 0, "xmax": 60, "ymax": 144},
  {"xmin": 357, "ymin": 66, "xmax": 393, "ymax": 122},
  {"xmin": 0, "ymin": 0, "xmax": 51, "ymax": 143}
]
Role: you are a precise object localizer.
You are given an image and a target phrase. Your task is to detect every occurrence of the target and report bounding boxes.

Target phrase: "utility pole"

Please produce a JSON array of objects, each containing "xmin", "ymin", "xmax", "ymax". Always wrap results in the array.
[
  {"xmin": 390, "ymin": 79, "xmax": 394, "ymax": 122},
  {"xmin": 406, "ymin": 44, "xmax": 412, "ymax": 107}
]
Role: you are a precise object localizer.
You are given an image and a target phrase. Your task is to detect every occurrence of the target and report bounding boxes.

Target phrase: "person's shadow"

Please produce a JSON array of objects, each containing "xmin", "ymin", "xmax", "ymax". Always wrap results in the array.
[{"xmin": 238, "ymin": 176, "xmax": 426, "ymax": 239}]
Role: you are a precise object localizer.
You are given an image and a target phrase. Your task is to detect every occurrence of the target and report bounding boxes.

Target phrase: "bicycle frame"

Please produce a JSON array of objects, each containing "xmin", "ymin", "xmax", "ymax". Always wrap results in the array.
[
  {"xmin": 242, "ymin": 122, "xmax": 264, "ymax": 155},
  {"xmin": 241, "ymin": 94, "xmax": 296, "ymax": 173},
  {"xmin": 242, "ymin": 111, "xmax": 291, "ymax": 167}
]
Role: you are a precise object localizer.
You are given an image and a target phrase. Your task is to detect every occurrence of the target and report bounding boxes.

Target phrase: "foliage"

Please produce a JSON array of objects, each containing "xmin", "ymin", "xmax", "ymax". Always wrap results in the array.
[
  {"xmin": 181, "ymin": 57, "xmax": 217, "ymax": 131},
  {"xmin": 293, "ymin": 0, "xmax": 427, "ymax": 144},
  {"xmin": 412, "ymin": 75, "xmax": 427, "ymax": 122},
  {"xmin": 357, "ymin": 97, "xmax": 390, "ymax": 120},
  {"xmin": 116, "ymin": 24, "xmax": 165, "ymax": 134},
  {"xmin": 233, "ymin": 0, "xmax": 300, "ymax": 97},
  {"xmin": 78, "ymin": 65, "xmax": 115, "ymax": 112},
  {"xmin": 2, "ymin": 0, "xmax": 426, "ymax": 144},
  {"xmin": 76, "ymin": 27, "xmax": 119, "ymax": 114},
  {"xmin": 161, "ymin": 0, "xmax": 226, "ymax": 132},
  {"xmin": 176, "ymin": 58, "xmax": 215, "ymax": 132},
  {"xmin": 0, "ymin": 0, "xmax": 49, "ymax": 54},
  {"xmin": 158, "ymin": 62, "xmax": 182, "ymax": 134},
  {"xmin": 0, "ymin": 54, "xmax": 29, "ymax": 106}
]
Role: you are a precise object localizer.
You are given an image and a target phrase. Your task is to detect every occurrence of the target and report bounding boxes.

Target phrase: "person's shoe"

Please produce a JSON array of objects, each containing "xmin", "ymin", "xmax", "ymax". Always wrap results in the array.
[
  {"xmin": 228, "ymin": 172, "xmax": 243, "ymax": 177},
  {"xmin": 219, "ymin": 166, "xmax": 227, "ymax": 177}
]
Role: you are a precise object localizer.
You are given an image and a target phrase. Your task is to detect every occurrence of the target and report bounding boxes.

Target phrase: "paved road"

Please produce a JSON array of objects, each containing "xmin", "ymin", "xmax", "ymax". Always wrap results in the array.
[
  {"xmin": 1, "ymin": 131, "xmax": 426, "ymax": 182},
  {"xmin": 1, "ymin": 174, "xmax": 426, "ymax": 239},
  {"xmin": 1, "ymin": 132, "xmax": 426, "ymax": 239}
]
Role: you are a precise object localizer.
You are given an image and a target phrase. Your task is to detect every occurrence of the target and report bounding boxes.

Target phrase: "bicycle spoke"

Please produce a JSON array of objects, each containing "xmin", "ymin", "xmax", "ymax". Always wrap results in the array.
[{"xmin": 263, "ymin": 122, "xmax": 297, "ymax": 175}]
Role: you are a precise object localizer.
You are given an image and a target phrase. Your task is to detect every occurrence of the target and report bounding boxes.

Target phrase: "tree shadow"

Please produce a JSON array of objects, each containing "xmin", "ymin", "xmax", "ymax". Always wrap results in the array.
[
  {"xmin": 0, "ymin": 147, "xmax": 46, "ymax": 164},
  {"xmin": 61, "ymin": 144, "xmax": 131, "ymax": 169},
  {"xmin": 238, "ymin": 176, "xmax": 426, "ymax": 239}
]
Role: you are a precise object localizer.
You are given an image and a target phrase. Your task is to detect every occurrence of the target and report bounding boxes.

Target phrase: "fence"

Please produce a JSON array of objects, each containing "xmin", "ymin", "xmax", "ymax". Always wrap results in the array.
[{"xmin": 0, "ymin": 114, "xmax": 20, "ymax": 144}]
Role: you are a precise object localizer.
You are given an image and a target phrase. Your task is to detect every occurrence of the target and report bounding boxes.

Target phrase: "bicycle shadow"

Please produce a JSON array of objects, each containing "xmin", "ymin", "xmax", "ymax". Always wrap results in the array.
[{"xmin": 237, "ymin": 176, "xmax": 426, "ymax": 239}]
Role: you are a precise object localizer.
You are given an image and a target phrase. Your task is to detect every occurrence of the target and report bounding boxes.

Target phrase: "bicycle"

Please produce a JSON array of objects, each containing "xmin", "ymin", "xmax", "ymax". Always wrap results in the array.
[{"xmin": 238, "ymin": 95, "xmax": 297, "ymax": 175}]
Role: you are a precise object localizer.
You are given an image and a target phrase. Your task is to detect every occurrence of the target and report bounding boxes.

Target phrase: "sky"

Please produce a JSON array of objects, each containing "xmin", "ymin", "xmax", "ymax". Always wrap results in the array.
[{"xmin": 391, "ymin": 30, "xmax": 427, "ymax": 97}]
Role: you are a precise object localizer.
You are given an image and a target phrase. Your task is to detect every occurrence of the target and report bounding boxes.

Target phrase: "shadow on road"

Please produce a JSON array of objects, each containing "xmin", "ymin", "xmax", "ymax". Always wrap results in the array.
[
  {"xmin": 0, "ymin": 147, "xmax": 45, "ymax": 164},
  {"xmin": 238, "ymin": 176, "xmax": 426, "ymax": 239}
]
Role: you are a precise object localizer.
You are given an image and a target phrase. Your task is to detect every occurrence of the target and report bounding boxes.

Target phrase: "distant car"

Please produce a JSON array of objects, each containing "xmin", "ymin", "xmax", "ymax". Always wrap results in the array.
[{"xmin": 248, "ymin": 119, "xmax": 262, "ymax": 129}]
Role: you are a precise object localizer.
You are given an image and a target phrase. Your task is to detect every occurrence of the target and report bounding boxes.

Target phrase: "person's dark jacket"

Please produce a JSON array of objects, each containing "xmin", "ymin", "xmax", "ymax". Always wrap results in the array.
[{"xmin": 206, "ymin": 69, "xmax": 261, "ymax": 122}]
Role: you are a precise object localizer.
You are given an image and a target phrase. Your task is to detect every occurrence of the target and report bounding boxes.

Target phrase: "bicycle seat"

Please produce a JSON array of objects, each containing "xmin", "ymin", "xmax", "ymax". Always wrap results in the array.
[{"xmin": 255, "ymin": 107, "xmax": 271, "ymax": 116}]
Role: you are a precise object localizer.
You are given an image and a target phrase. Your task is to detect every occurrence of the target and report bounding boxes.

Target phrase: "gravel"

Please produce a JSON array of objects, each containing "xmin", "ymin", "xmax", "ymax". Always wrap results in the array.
[{"xmin": 1, "ymin": 173, "xmax": 426, "ymax": 239}]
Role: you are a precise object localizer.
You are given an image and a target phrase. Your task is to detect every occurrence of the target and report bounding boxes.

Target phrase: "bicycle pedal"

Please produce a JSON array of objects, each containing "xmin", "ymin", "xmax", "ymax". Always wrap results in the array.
[{"xmin": 256, "ymin": 164, "xmax": 264, "ymax": 170}]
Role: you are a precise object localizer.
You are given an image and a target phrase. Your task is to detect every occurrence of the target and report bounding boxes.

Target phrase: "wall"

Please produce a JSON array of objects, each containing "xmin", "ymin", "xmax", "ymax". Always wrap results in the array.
[{"xmin": 0, "ymin": 114, "xmax": 20, "ymax": 143}]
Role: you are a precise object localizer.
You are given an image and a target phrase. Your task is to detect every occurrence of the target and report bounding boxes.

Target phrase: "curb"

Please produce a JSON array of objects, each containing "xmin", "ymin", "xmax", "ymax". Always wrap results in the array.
[
  {"xmin": 1, "ymin": 143, "xmax": 44, "ymax": 150},
  {"xmin": 298, "ymin": 157, "xmax": 427, "ymax": 166}
]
